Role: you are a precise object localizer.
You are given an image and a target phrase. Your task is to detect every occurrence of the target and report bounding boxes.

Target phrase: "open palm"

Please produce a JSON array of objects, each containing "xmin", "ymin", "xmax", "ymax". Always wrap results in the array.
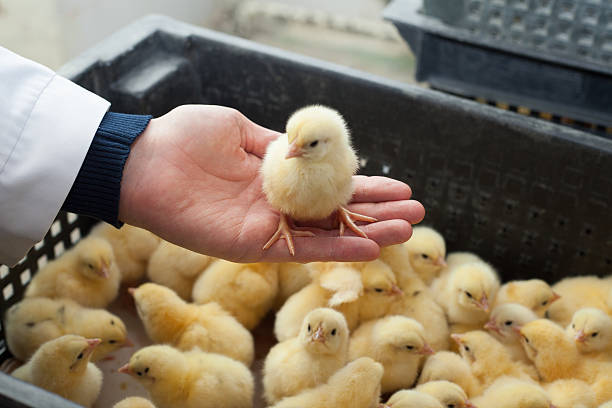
[{"xmin": 119, "ymin": 105, "xmax": 424, "ymax": 262}]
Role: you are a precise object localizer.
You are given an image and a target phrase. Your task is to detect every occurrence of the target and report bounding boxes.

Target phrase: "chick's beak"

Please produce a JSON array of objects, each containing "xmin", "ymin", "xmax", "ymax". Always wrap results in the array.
[
  {"xmin": 434, "ymin": 256, "xmax": 447, "ymax": 267},
  {"xmin": 465, "ymin": 400, "xmax": 477, "ymax": 408},
  {"xmin": 312, "ymin": 326, "xmax": 326, "ymax": 343},
  {"xmin": 512, "ymin": 325, "xmax": 523, "ymax": 335},
  {"xmin": 98, "ymin": 266, "xmax": 110, "ymax": 279},
  {"xmin": 389, "ymin": 284, "xmax": 403, "ymax": 297},
  {"xmin": 118, "ymin": 363, "xmax": 131, "ymax": 375},
  {"xmin": 451, "ymin": 333, "xmax": 464, "ymax": 345},
  {"xmin": 550, "ymin": 291, "xmax": 561, "ymax": 303},
  {"xmin": 84, "ymin": 338, "xmax": 101, "ymax": 358},
  {"xmin": 574, "ymin": 329, "xmax": 588, "ymax": 343},
  {"xmin": 484, "ymin": 319, "xmax": 502, "ymax": 335},
  {"xmin": 285, "ymin": 141, "xmax": 304, "ymax": 159},
  {"xmin": 477, "ymin": 295, "xmax": 489, "ymax": 313},
  {"xmin": 122, "ymin": 338, "xmax": 134, "ymax": 348},
  {"xmin": 127, "ymin": 287, "xmax": 136, "ymax": 296},
  {"xmin": 419, "ymin": 343, "xmax": 435, "ymax": 355}
]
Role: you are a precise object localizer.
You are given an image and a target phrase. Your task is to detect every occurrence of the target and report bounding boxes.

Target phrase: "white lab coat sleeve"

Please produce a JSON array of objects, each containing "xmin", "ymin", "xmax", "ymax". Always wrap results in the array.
[{"xmin": 0, "ymin": 47, "xmax": 110, "ymax": 266}]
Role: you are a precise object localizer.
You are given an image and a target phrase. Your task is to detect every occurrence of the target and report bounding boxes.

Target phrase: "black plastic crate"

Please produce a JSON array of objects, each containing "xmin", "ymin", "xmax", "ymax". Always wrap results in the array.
[
  {"xmin": 1, "ymin": 14, "xmax": 612, "ymax": 407},
  {"xmin": 384, "ymin": 0, "xmax": 612, "ymax": 130}
]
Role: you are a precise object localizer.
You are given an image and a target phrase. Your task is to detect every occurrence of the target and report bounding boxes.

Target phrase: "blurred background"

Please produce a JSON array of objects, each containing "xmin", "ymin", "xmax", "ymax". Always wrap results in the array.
[{"xmin": 0, "ymin": 0, "xmax": 417, "ymax": 84}]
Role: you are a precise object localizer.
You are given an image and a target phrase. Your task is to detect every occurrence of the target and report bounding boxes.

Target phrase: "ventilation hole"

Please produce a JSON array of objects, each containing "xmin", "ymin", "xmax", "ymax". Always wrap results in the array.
[
  {"xmin": 584, "ymin": 228, "xmax": 592, "ymax": 235},
  {"xmin": 557, "ymin": 217, "xmax": 567, "ymax": 227},
  {"xmin": 530, "ymin": 211, "xmax": 540, "ymax": 219},
  {"xmin": 605, "ymin": 258, "xmax": 611, "ymax": 265},
  {"xmin": 577, "ymin": 250, "xmax": 586, "ymax": 257},
  {"xmin": 67, "ymin": 213, "xmax": 78, "ymax": 224},
  {"xmin": 54, "ymin": 241, "xmax": 65, "ymax": 257},
  {"xmin": 0, "ymin": 265, "xmax": 9, "ymax": 279},
  {"xmin": 34, "ymin": 240, "xmax": 45, "ymax": 251},
  {"xmin": 382, "ymin": 164, "xmax": 390, "ymax": 175},
  {"xmin": 20, "ymin": 269, "xmax": 31, "ymax": 285},
  {"xmin": 50, "ymin": 220, "xmax": 61, "ymax": 237},
  {"xmin": 3, "ymin": 284, "xmax": 14, "ymax": 300},
  {"xmin": 70, "ymin": 228, "xmax": 82, "ymax": 244},
  {"xmin": 37, "ymin": 255, "xmax": 48, "ymax": 270}
]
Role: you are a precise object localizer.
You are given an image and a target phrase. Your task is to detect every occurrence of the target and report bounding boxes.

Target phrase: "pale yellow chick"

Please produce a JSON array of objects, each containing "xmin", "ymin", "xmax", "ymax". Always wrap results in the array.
[
  {"xmin": 131, "ymin": 283, "xmax": 254, "ymax": 365},
  {"xmin": 119, "ymin": 345, "xmax": 253, "ymax": 408},
  {"xmin": 261, "ymin": 105, "xmax": 375, "ymax": 256},
  {"xmin": 378, "ymin": 243, "xmax": 420, "ymax": 290},
  {"xmin": 356, "ymin": 259, "xmax": 404, "ymax": 323},
  {"xmin": 269, "ymin": 357, "xmax": 383, "ymax": 408},
  {"xmin": 349, "ymin": 315, "xmax": 434, "ymax": 393},
  {"xmin": 566, "ymin": 308, "xmax": 612, "ymax": 359},
  {"xmin": 471, "ymin": 378, "xmax": 554, "ymax": 408},
  {"xmin": 263, "ymin": 308, "xmax": 349, "ymax": 404},
  {"xmin": 547, "ymin": 276, "xmax": 612, "ymax": 326},
  {"xmin": 113, "ymin": 397, "xmax": 156, "ymax": 408},
  {"xmin": 544, "ymin": 379, "xmax": 598, "ymax": 408},
  {"xmin": 382, "ymin": 390, "xmax": 443, "ymax": 408},
  {"xmin": 90, "ymin": 222, "xmax": 160, "ymax": 284},
  {"xmin": 403, "ymin": 226, "xmax": 447, "ymax": 285},
  {"xmin": 146, "ymin": 240, "xmax": 211, "ymax": 301},
  {"xmin": 12, "ymin": 335, "xmax": 102, "ymax": 407},
  {"xmin": 416, "ymin": 380, "xmax": 476, "ymax": 408},
  {"xmin": 485, "ymin": 303, "xmax": 538, "ymax": 363},
  {"xmin": 599, "ymin": 402, "xmax": 612, "ymax": 408},
  {"xmin": 418, "ymin": 351, "xmax": 481, "ymax": 397},
  {"xmin": 192, "ymin": 259, "xmax": 279, "ymax": 329},
  {"xmin": 275, "ymin": 262, "xmax": 313, "ymax": 308},
  {"xmin": 444, "ymin": 252, "xmax": 482, "ymax": 270},
  {"xmin": 496, "ymin": 279, "xmax": 560, "ymax": 317},
  {"xmin": 24, "ymin": 236, "xmax": 120, "ymax": 308},
  {"xmin": 452, "ymin": 331, "xmax": 537, "ymax": 390}
]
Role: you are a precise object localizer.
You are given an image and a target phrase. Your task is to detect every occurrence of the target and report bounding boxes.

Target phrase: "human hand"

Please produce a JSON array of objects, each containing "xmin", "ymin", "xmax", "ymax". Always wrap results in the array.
[{"xmin": 119, "ymin": 105, "xmax": 425, "ymax": 262}]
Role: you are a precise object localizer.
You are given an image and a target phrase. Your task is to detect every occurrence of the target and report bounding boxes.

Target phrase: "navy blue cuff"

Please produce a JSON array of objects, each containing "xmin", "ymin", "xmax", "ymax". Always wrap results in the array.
[{"xmin": 62, "ymin": 112, "xmax": 152, "ymax": 227}]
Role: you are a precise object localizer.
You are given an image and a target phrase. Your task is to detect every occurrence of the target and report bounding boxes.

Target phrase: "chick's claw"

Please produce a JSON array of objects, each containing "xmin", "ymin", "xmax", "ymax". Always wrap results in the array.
[
  {"xmin": 337, "ymin": 206, "xmax": 377, "ymax": 239},
  {"xmin": 263, "ymin": 213, "xmax": 315, "ymax": 256}
]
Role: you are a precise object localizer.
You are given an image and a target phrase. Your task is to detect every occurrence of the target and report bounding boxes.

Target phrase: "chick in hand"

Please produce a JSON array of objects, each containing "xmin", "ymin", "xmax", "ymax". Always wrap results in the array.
[
  {"xmin": 381, "ymin": 390, "xmax": 443, "ymax": 408},
  {"xmin": 495, "ymin": 279, "xmax": 560, "ymax": 317},
  {"xmin": 276, "ymin": 262, "xmax": 313, "ymax": 308},
  {"xmin": 12, "ymin": 335, "xmax": 102, "ymax": 407},
  {"xmin": 119, "ymin": 345, "xmax": 253, "ymax": 408},
  {"xmin": 192, "ymin": 259, "xmax": 279, "ymax": 329},
  {"xmin": 471, "ymin": 378, "xmax": 554, "ymax": 408},
  {"xmin": 113, "ymin": 397, "xmax": 156, "ymax": 408},
  {"xmin": 403, "ymin": 226, "xmax": 447, "ymax": 285},
  {"xmin": 485, "ymin": 303, "xmax": 538, "ymax": 363},
  {"xmin": 418, "ymin": 351, "xmax": 481, "ymax": 397},
  {"xmin": 416, "ymin": 380, "xmax": 476, "ymax": 408},
  {"xmin": 90, "ymin": 222, "xmax": 160, "ymax": 284},
  {"xmin": 566, "ymin": 308, "xmax": 612, "ymax": 359},
  {"xmin": 131, "ymin": 283, "xmax": 254, "ymax": 365},
  {"xmin": 547, "ymin": 276, "xmax": 612, "ymax": 326},
  {"xmin": 24, "ymin": 237, "xmax": 120, "ymax": 308},
  {"xmin": 270, "ymin": 357, "xmax": 383, "ymax": 408},
  {"xmin": 349, "ymin": 315, "xmax": 434, "ymax": 393},
  {"xmin": 147, "ymin": 240, "xmax": 211, "ymax": 301},
  {"xmin": 544, "ymin": 379, "xmax": 598, "ymax": 408},
  {"xmin": 263, "ymin": 308, "xmax": 349, "ymax": 404},
  {"xmin": 261, "ymin": 105, "xmax": 376, "ymax": 255}
]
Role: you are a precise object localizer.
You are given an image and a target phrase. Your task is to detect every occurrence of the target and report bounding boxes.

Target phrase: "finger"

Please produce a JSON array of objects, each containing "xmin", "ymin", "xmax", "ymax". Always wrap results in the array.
[
  {"xmin": 258, "ymin": 236, "xmax": 380, "ymax": 263},
  {"xmin": 243, "ymin": 123, "xmax": 282, "ymax": 158},
  {"xmin": 351, "ymin": 175, "xmax": 413, "ymax": 203}
]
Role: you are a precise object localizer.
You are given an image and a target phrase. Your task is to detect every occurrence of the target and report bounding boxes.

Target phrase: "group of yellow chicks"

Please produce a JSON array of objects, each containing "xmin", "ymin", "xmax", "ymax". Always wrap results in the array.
[{"xmin": 4, "ymin": 221, "xmax": 612, "ymax": 408}]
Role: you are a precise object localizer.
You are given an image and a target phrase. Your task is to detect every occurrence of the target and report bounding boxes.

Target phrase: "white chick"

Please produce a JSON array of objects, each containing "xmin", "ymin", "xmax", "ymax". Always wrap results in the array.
[
  {"xmin": 119, "ymin": 345, "xmax": 253, "ymax": 408},
  {"xmin": 544, "ymin": 379, "xmax": 598, "ymax": 408},
  {"xmin": 24, "ymin": 236, "xmax": 120, "ymax": 308},
  {"xmin": 89, "ymin": 222, "xmax": 160, "ymax": 284},
  {"xmin": 113, "ymin": 397, "xmax": 156, "ymax": 408},
  {"xmin": 495, "ymin": 279, "xmax": 560, "ymax": 317},
  {"xmin": 275, "ymin": 262, "xmax": 313, "ymax": 308},
  {"xmin": 12, "ymin": 335, "xmax": 102, "ymax": 407},
  {"xmin": 349, "ymin": 315, "xmax": 434, "ymax": 393},
  {"xmin": 547, "ymin": 276, "xmax": 612, "ymax": 326},
  {"xmin": 418, "ymin": 351, "xmax": 481, "ymax": 397},
  {"xmin": 263, "ymin": 308, "xmax": 349, "ymax": 404},
  {"xmin": 403, "ymin": 226, "xmax": 447, "ymax": 285},
  {"xmin": 269, "ymin": 357, "xmax": 383, "ymax": 408},
  {"xmin": 382, "ymin": 390, "xmax": 444, "ymax": 408},
  {"xmin": 146, "ymin": 240, "xmax": 211, "ymax": 301},
  {"xmin": 485, "ymin": 303, "xmax": 538, "ymax": 363},
  {"xmin": 261, "ymin": 105, "xmax": 375, "ymax": 255},
  {"xmin": 471, "ymin": 377, "xmax": 554, "ymax": 408},
  {"xmin": 131, "ymin": 283, "xmax": 254, "ymax": 365},
  {"xmin": 566, "ymin": 308, "xmax": 612, "ymax": 359},
  {"xmin": 444, "ymin": 252, "xmax": 483, "ymax": 270},
  {"xmin": 192, "ymin": 259, "xmax": 279, "ymax": 329},
  {"xmin": 416, "ymin": 380, "xmax": 476, "ymax": 408}
]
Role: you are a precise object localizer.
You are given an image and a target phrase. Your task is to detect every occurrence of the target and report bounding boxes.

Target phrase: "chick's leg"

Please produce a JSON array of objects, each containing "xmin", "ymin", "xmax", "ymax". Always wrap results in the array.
[
  {"xmin": 263, "ymin": 213, "xmax": 315, "ymax": 256},
  {"xmin": 338, "ymin": 206, "xmax": 377, "ymax": 239}
]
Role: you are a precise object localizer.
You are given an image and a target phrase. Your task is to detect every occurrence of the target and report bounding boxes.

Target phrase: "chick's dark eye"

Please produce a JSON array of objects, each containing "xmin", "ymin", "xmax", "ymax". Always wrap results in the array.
[
  {"xmin": 406, "ymin": 345, "xmax": 414, "ymax": 350},
  {"xmin": 421, "ymin": 254, "xmax": 429, "ymax": 259},
  {"xmin": 109, "ymin": 340, "xmax": 117, "ymax": 344},
  {"xmin": 505, "ymin": 320, "xmax": 513, "ymax": 326},
  {"xmin": 110, "ymin": 320, "xmax": 115, "ymax": 325},
  {"xmin": 464, "ymin": 345, "xmax": 470, "ymax": 352},
  {"xmin": 87, "ymin": 264, "xmax": 94, "ymax": 269},
  {"xmin": 77, "ymin": 353, "xmax": 83, "ymax": 360},
  {"xmin": 331, "ymin": 329, "xmax": 337, "ymax": 336},
  {"xmin": 541, "ymin": 300, "xmax": 548, "ymax": 306},
  {"xmin": 374, "ymin": 288, "xmax": 383, "ymax": 293},
  {"xmin": 592, "ymin": 332, "xmax": 599, "ymax": 337},
  {"xmin": 137, "ymin": 371, "xmax": 142, "ymax": 376},
  {"xmin": 307, "ymin": 324, "xmax": 311, "ymax": 332},
  {"xmin": 145, "ymin": 367, "xmax": 149, "ymax": 373},
  {"xmin": 309, "ymin": 140, "xmax": 318, "ymax": 147},
  {"xmin": 572, "ymin": 324, "xmax": 575, "ymax": 329},
  {"xmin": 466, "ymin": 292, "xmax": 473, "ymax": 299},
  {"xmin": 524, "ymin": 336, "xmax": 529, "ymax": 343},
  {"xmin": 448, "ymin": 405, "xmax": 455, "ymax": 408},
  {"xmin": 26, "ymin": 321, "xmax": 35, "ymax": 328}
]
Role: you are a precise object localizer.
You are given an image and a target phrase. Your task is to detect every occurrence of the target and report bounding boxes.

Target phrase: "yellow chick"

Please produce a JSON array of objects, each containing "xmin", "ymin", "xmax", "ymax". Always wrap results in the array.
[
  {"xmin": 418, "ymin": 351, "xmax": 481, "ymax": 397},
  {"xmin": 495, "ymin": 279, "xmax": 560, "ymax": 317},
  {"xmin": 90, "ymin": 222, "xmax": 160, "ymax": 284},
  {"xmin": 432, "ymin": 261, "xmax": 500, "ymax": 328},
  {"xmin": 12, "ymin": 335, "xmax": 102, "ymax": 407},
  {"xmin": 4, "ymin": 297, "xmax": 128, "ymax": 362},
  {"xmin": 452, "ymin": 331, "xmax": 537, "ymax": 390},
  {"xmin": 119, "ymin": 345, "xmax": 253, "ymax": 408},
  {"xmin": 485, "ymin": 303, "xmax": 538, "ymax": 363},
  {"xmin": 566, "ymin": 308, "xmax": 612, "ymax": 359},
  {"xmin": 416, "ymin": 380, "xmax": 476, "ymax": 408},
  {"xmin": 275, "ymin": 262, "xmax": 313, "ymax": 308},
  {"xmin": 403, "ymin": 226, "xmax": 447, "ymax": 285},
  {"xmin": 192, "ymin": 259, "xmax": 279, "ymax": 329},
  {"xmin": 547, "ymin": 276, "xmax": 612, "ymax": 326},
  {"xmin": 378, "ymin": 243, "xmax": 420, "ymax": 290},
  {"xmin": 269, "ymin": 357, "xmax": 383, "ymax": 408},
  {"xmin": 113, "ymin": 397, "xmax": 156, "ymax": 408},
  {"xmin": 599, "ymin": 402, "xmax": 612, "ymax": 408},
  {"xmin": 263, "ymin": 308, "xmax": 349, "ymax": 404},
  {"xmin": 356, "ymin": 259, "xmax": 404, "ymax": 323},
  {"xmin": 444, "ymin": 252, "xmax": 482, "ymax": 270},
  {"xmin": 131, "ymin": 283, "xmax": 254, "ymax": 365},
  {"xmin": 382, "ymin": 390, "xmax": 444, "ymax": 408},
  {"xmin": 349, "ymin": 315, "xmax": 434, "ymax": 393},
  {"xmin": 471, "ymin": 377, "xmax": 554, "ymax": 408},
  {"xmin": 146, "ymin": 240, "xmax": 211, "ymax": 301},
  {"xmin": 261, "ymin": 105, "xmax": 375, "ymax": 255},
  {"xmin": 544, "ymin": 379, "xmax": 598, "ymax": 408},
  {"xmin": 24, "ymin": 236, "xmax": 120, "ymax": 308}
]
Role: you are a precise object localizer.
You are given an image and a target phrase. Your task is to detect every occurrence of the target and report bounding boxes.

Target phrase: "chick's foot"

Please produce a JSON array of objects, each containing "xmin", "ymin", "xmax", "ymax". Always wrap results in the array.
[
  {"xmin": 263, "ymin": 213, "xmax": 315, "ymax": 256},
  {"xmin": 338, "ymin": 206, "xmax": 377, "ymax": 238}
]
